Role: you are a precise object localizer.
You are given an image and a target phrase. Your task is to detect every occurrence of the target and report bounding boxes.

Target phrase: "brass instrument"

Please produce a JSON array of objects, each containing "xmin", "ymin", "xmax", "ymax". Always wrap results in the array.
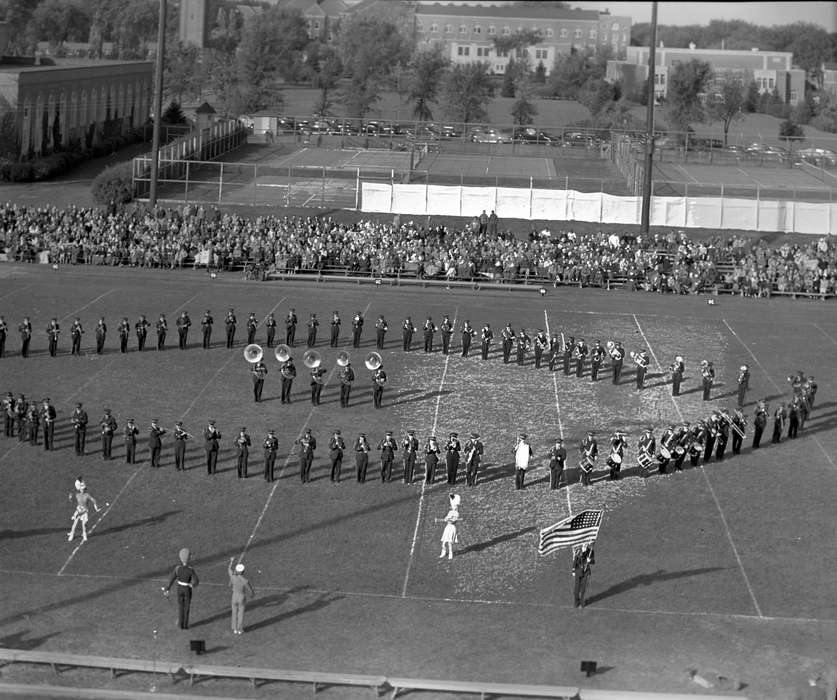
[
  {"xmin": 336, "ymin": 351, "xmax": 351, "ymax": 367},
  {"xmin": 722, "ymin": 411, "xmax": 746, "ymax": 439},
  {"xmin": 630, "ymin": 351, "xmax": 647, "ymax": 366},
  {"xmin": 243, "ymin": 344, "xmax": 263, "ymax": 363},
  {"xmin": 303, "ymin": 350, "xmax": 322, "ymax": 369},
  {"xmin": 364, "ymin": 352, "xmax": 383, "ymax": 371},
  {"xmin": 274, "ymin": 344, "xmax": 291, "ymax": 362}
]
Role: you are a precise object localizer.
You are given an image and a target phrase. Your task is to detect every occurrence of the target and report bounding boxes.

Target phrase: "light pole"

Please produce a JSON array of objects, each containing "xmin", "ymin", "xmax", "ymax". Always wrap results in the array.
[
  {"xmin": 639, "ymin": 1, "xmax": 658, "ymax": 234},
  {"xmin": 149, "ymin": 0, "xmax": 167, "ymax": 208}
]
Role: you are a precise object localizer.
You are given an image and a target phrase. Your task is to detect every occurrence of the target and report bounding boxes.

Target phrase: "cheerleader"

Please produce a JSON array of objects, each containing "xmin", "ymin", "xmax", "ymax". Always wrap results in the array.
[
  {"xmin": 437, "ymin": 493, "xmax": 461, "ymax": 560},
  {"xmin": 67, "ymin": 483, "xmax": 101, "ymax": 542}
]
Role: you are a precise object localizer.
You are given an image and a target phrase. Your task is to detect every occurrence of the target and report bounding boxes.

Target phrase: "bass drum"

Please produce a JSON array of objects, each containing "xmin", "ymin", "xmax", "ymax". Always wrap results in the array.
[{"xmin": 659, "ymin": 446, "xmax": 672, "ymax": 460}]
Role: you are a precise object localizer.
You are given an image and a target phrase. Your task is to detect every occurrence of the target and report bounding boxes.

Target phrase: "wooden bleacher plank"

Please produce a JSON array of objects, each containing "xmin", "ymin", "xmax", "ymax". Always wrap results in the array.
[{"xmin": 386, "ymin": 676, "xmax": 579, "ymax": 699}]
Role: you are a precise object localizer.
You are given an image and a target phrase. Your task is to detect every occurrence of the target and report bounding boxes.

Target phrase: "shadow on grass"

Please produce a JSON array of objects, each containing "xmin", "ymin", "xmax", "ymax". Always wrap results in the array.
[
  {"xmin": 459, "ymin": 526, "xmax": 537, "ymax": 556},
  {"xmin": 243, "ymin": 590, "xmax": 343, "ymax": 634},
  {"xmin": 586, "ymin": 566, "xmax": 728, "ymax": 605},
  {"xmin": 190, "ymin": 585, "xmax": 311, "ymax": 630},
  {"xmin": 390, "ymin": 389, "xmax": 453, "ymax": 407},
  {"xmin": 0, "ymin": 629, "xmax": 61, "ymax": 649}
]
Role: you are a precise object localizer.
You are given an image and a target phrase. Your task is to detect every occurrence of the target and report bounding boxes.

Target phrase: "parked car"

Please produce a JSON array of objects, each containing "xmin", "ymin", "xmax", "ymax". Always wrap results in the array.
[
  {"xmin": 512, "ymin": 127, "xmax": 559, "ymax": 145},
  {"xmin": 796, "ymin": 147, "xmax": 837, "ymax": 167},
  {"xmin": 438, "ymin": 125, "xmax": 461, "ymax": 139},
  {"xmin": 471, "ymin": 128, "xmax": 512, "ymax": 144}
]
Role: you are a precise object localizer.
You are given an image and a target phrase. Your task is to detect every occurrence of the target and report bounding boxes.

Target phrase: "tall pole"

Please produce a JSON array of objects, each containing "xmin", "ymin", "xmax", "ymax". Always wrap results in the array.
[
  {"xmin": 640, "ymin": 1, "xmax": 658, "ymax": 234},
  {"xmin": 149, "ymin": 0, "xmax": 167, "ymax": 207}
]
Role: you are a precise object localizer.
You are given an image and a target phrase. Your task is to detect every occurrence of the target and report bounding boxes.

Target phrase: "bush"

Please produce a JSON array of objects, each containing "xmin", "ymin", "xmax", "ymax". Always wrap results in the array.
[
  {"xmin": 91, "ymin": 162, "xmax": 134, "ymax": 208},
  {"xmin": 8, "ymin": 162, "xmax": 34, "ymax": 182}
]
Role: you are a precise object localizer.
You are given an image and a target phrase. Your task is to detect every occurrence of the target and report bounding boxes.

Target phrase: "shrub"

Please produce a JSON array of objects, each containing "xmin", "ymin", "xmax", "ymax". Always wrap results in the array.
[
  {"xmin": 91, "ymin": 162, "xmax": 134, "ymax": 208},
  {"xmin": 9, "ymin": 162, "xmax": 34, "ymax": 181}
]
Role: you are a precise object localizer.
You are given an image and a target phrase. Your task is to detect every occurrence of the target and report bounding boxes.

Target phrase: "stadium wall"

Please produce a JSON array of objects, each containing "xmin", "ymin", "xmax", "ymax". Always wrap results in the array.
[{"xmin": 361, "ymin": 182, "xmax": 837, "ymax": 234}]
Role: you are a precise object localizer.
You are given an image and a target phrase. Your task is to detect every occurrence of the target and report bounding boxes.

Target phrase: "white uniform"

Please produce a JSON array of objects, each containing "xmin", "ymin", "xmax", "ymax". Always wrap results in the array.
[{"xmin": 441, "ymin": 508, "xmax": 459, "ymax": 544}]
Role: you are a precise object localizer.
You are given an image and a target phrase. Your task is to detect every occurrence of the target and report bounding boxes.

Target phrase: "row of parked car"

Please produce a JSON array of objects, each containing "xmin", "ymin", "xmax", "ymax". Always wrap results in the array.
[{"xmin": 640, "ymin": 135, "xmax": 837, "ymax": 167}]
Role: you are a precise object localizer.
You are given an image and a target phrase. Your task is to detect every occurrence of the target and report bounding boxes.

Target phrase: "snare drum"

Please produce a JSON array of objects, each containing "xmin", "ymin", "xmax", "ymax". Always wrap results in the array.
[
  {"xmin": 659, "ymin": 446, "xmax": 671, "ymax": 460},
  {"xmin": 637, "ymin": 451, "xmax": 655, "ymax": 469},
  {"xmin": 609, "ymin": 451, "xmax": 622, "ymax": 464}
]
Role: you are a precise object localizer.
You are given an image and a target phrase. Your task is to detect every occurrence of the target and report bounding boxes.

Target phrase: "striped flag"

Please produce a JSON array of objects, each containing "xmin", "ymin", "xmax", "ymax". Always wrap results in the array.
[{"xmin": 538, "ymin": 510, "xmax": 603, "ymax": 557}]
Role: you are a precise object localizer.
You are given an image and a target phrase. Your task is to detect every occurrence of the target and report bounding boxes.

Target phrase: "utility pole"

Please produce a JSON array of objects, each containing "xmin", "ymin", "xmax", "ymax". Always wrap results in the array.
[
  {"xmin": 149, "ymin": 0, "xmax": 167, "ymax": 207},
  {"xmin": 639, "ymin": 1, "xmax": 658, "ymax": 234}
]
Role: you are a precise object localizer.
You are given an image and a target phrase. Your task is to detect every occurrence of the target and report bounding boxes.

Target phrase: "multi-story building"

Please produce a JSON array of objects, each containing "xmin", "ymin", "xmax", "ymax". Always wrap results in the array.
[
  {"xmin": 413, "ymin": 3, "xmax": 631, "ymax": 75},
  {"xmin": 607, "ymin": 45, "xmax": 805, "ymax": 105}
]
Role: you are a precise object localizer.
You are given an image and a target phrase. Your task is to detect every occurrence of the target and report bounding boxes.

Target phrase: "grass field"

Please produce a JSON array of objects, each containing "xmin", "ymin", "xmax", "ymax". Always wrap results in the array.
[{"xmin": 0, "ymin": 264, "xmax": 836, "ymax": 699}]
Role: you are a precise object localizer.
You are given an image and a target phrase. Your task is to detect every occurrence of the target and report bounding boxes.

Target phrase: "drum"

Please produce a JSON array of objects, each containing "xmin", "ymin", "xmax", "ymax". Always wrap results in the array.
[
  {"xmin": 609, "ymin": 451, "xmax": 622, "ymax": 464},
  {"xmin": 637, "ymin": 451, "xmax": 654, "ymax": 468},
  {"xmin": 659, "ymin": 446, "xmax": 671, "ymax": 460},
  {"xmin": 674, "ymin": 445, "xmax": 685, "ymax": 456}
]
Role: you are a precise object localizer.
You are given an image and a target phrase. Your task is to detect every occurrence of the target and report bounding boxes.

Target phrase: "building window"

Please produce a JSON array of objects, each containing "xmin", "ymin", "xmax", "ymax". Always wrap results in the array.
[
  {"xmin": 602, "ymin": 32, "xmax": 608, "ymax": 41},
  {"xmin": 546, "ymin": 28, "xmax": 554, "ymax": 38},
  {"xmin": 497, "ymin": 49, "xmax": 508, "ymax": 57},
  {"xmin": 488, "ymin": 26, "xmax": 496, "ymax": 34},
  {"xmin": 502, "ymin": 26, "xmax": 510, "ymax": 35},
  {"xmin": 431, "ymin": 23, "xmax": 438, "ymax": 33},
  {"xmin": 459, "ymin": 24, "xmax": 467, "ymax": 33},
  {"xmin": 496, "ymin": 64, "xmax": 505, "ymax": 72},
  {"xmin": 535, "ymin": 49, "xmax": 548, "ymax": 59},
  {"xmin": 768, "ymin": 77, "xmax": 774, "ymax": 89},
  {"xmin": 574, "ymin": 28, "xmax": 582, "ymax": 39},
  {"xmin": 611, "ymin": 22, "xmax": 620, "ymax": 30},
  {"xmin": 457, "ymin": 46, "xmax": 470, "ymax": 56},
  {"xmin": 477, "ymin": 47, "xmax": 490, "ymax": 57},
  {"xmin": 790, "ymin": 89, "xmax": 798, "ymax": 102},
  {"xmin": 589, "ymin": 28, "xmax": 597, "ymax": 39},
  {"xmin": 444, "ymin": 24, "xmax": 452, "ymax": 33},
  {"xmin": 473, "ymin": 25, "xmax": 481, "ymax": 34},
  {"xmin": 560, "ymin": 28, "xmax": 568, "ymax": 38}
]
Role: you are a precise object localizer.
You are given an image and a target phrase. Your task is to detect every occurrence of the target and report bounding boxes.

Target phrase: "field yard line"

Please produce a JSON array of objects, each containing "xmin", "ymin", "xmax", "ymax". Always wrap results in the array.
[
  {"xmin": 60, "ymin": 289, "xmax": 115, "ymax": 321},
  {"xmin": 634, "ymin": 314, "xmax": 764, "ymax": 618},
  {"xmin": 302, "ymin": 192, "xmax": 318, "ymax": 207},
  {"xmin": 484, "ymin": 156, "xmax": 491, "ymax": 175},
  {"xmin": 401, "ymin": 306, "xmax": 459, "ymax": 598},
  {"xmin": 674, "ymin": 163, "xmax": 699, "ymax": 184},
  {"xmin": 723, "ymin": 318, "xmax": 837, "ymax": 472},
  {"xmin": 544, "ymin": 309, "xmax": 571, "ymax": 516},
  {"xmin": 238, "ymin": 302, "xmax": 373, "ymax": 564},
  {"xmin": 0, "ymin": 284, "xmax": 31, "ymax": 301},
  {"xmin": 544, "ymin": 157, "xmax": 556, "ymax": 179},
  {"xmin": 737, "ymin": 167, "xmax": 762, "ymax": 186},
  {"xmin": 813, "ymin": 323, "xmax": 837, "ymax": 346},
  {"xmin": 170, "ymin": 292, "xmax": 202, "ymax": 315}
]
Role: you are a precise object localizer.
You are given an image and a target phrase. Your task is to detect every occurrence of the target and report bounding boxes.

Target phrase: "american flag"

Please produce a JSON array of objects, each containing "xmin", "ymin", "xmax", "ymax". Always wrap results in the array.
[{"xmin": 538, "ymin": 510, "xmax": 603, "ymax": 556}]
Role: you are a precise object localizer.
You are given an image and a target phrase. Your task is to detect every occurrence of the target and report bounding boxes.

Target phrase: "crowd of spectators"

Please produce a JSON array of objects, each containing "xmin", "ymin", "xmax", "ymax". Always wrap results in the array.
[{"xmin": 1, "ymin": 201, "xmax": 836, "ymax": 298}]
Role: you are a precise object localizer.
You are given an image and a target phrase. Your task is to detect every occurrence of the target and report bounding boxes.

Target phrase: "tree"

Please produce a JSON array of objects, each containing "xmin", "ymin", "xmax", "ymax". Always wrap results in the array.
[
  {"xmin": 161, "ymin": 101, "xmax": 187, "ymax": 125},
  {"xmin": 341, "ymin": 74, "xmax": 381, "ymax": 121},
  {"xmin": 402, "ymin": 46, "xmax": 448, "ymax": 122},
  {"xmin": 705, "ymin": 82, "xmax": 746, "ymax": 146},
  {"xmin": 2, "ymin": 0, "xmax": 39, "ymax": 54},
  {"xmin": 510, "ymin": 73, "xmax": 537, "ymax": 125},
  {"xmin": 778, "ymin": 118, "xmax": 804, "ymax": 157},
  {"xmin": 501, "ymin": 57, "xmax": 516, "ymax": 98},
  {"xmin": 310, "ymin": 48, "xmax": 343, "ymax": 119},
  {"xmin": 30, "ymin": 0, "xmax": 90, "ymax": 50},
  {"xmin": 492, "ymin": 28, "xmax": 542, "ymax": 56},
  {"xmin": 164, "ymin": 41, "xmax": 203, "ymax": 103},
  {"xmin": 578, "ymin": 78, "xmax": 618, "ymax": 116},
  {"xmin": 744, "ymin": 81, "xmax": 759, "ymax": 113},
  {"xmin": 203, "ymin": 48, "xmax": 242, "ymax": 116},
  {"xmin": 533, "ymin": 61, "xmax": 546, "ymax": 84},
  {"xmin": 440, "ymin": 63, "xmax": 492, "ymax": 125},
  {"xmin": 665, "ymin": 59, "xmax": 713, "ymax": 133}
]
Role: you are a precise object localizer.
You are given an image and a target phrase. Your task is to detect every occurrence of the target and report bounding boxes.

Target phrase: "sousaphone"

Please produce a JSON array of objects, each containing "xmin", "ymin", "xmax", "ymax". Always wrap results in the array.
[
  {"xmin": 303, "ymin": 350, "xmax": 322, "ymax": 369},
  {"xmin": 274, "ymin": 344, "xmax": 291, "ymax": 362},
  {"xmin": 364, "ymin": 351, "xmax": 382, "ymax": 371},
  {"xmin": 336, "ymin": 351, "xmax": 351, "ymax": 367},
  {"xmin": 243, "ymin": 344, "xmax": 263, "ymax": 363}
]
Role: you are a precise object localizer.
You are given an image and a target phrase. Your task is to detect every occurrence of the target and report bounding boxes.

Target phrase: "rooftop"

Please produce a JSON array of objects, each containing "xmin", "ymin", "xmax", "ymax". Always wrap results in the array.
[
  {"xmin": 0, "ymin": 56, "xmax": 151, "ymax": 74},
  {"xmin": 415, "ymin": 3, "xmax": 601, "ymax": 20}
]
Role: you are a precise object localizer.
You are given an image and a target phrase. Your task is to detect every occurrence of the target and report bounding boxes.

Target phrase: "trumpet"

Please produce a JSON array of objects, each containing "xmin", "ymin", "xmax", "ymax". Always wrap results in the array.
[
  {"xmin": 303, "ymin": 350, "xmax": 322, "ymax": 369},
  {"xmin": 243, "ymin": 343, "xmax": 263, "ymax": 363},
  {"xmin": 274, "ymin": 344, "xmax": 291, "ymax": 362},
  {"xmin": 336, "ymin": 351, "xmax": 351, "ymax": 367},
  {"xmin": 364, "ymin": 351, "xmax": 382, "ymax": 371}
]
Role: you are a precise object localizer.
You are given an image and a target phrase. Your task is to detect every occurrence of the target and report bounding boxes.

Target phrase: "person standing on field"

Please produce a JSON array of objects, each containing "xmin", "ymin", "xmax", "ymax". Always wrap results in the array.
[{"xmin": 227, "ymin": 557, "xmax": 255, "ymax": 635}]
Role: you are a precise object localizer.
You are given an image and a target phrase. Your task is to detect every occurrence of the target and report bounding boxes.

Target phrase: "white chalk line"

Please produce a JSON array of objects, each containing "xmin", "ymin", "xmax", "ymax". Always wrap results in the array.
[{"xmin": 543, "ymin": 309, "xmax": 571, "ymax": 517}]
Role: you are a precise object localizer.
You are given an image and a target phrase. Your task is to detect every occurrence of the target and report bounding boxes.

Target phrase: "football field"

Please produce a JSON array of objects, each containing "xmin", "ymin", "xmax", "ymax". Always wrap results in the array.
[{"xmin": 0, "ymin": 263, "xmax": 835, "ymax": 699}]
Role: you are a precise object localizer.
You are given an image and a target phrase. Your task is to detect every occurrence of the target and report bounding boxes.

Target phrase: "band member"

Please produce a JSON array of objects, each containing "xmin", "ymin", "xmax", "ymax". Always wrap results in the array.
[
  {"xmin": 671, "ymin": 356, "xmax": 685, "ymax": 396},
  {"xmin": 638, "ymin": 427, "xmax": 656, "ymax": 477},
  {"xmin": 703, "ymin": 413, "xmax": 719, "ymax": 463},
  {"xmin": 201, "ymin": 310, "xmax": 214, "ymax": 349},
  {"xmin": 611, "ymin": 341, "xmax": 625, "ymax": 384},
  {"xmin": 176, "ymin": 310, "xmax": 191, "ymax": 350},
  {"xmin": 70, "ymin": 317, "xmax": 83, "ymax": 355},
  {"xmin": 296, "ymin": 428, "xmax": 316, "ymax": 483},
  {"xmin": 329, "ymin": 311, "xmax": 341, "ymax": 347},
  {"xmin": 234, "ymin": 427, "xmax": 251, "ymax": 478},
  {"xmin": 446, "ymin": 432, "xmax": 462, "ymax": 485},
  {"xmin": 579, "ymin": 430, "xmax": 597, "ymax": 486},
  {"xmin": 424, "ymin": 436, "xmax": 440, "ymax": 484},
  {"xmin": 460, "ymin": 321, "xmax": 475, "ymax": 357},
  {"xmin": 737, "ymin": 364, "xmax": 750, "ymax": 408},
  {"xmin": 798, "ymin": 391, "xmax": 811, "ymax": 432},
  {"xmin": 203, "ymin": 420, "xmax": 220, "ymax": 474},
  {"xmin": 148, "ymin": 419, "xmax": 166, "ymax": 468},
  {"xmin": 787, "ymin": 398, "xmax": 800, "ymax": 439},
  {"xmin": 14, "ymin": 394, "xmax": 27, "ymax": 441},
  {"xmin": 162, "ymin": 548, "xmax": 198, "ymax": 630},
  {"xmin": 41, "ymin": 398, "xmax": 56, "ymax": 450},
  {"xmin": 263, "ymin": 429, "xmax": 279, "ymax": 482},
  {"xmin": 375, "ymin": 315, "xmax": 388, "ymax": 350},
  {"xmin": 67, "ymin": 483, "xmax": 101, "ymax": 543},
  {"xmin": 26, "ymin": 401, "xmax": 39, "ymax": 445},
  {"xmin": 378, "ymin": 430, "xmax": 397, "ymax": 482},
  {"xmin": 338, "ymin": 360, "xmax": 355, "ymax": 408},
  {"xmin": 635, "ymin": 350, "xmax": 650, "ymax": 390},
  {"xmin": 310, "ymin": 365, "xmax": 326, "ymax": 406},
  {"xmin": 285, "ymin": 308, "xmax": 297, "ymax": 346},
  {"xmin": 246, "ymin": 313, "xmax": 258, "ymax": 345},
  {"xmin": 95, "ymin": 317, "xmax": 107, "ymax": 354},
  {"xmin": 715, "ymin": 412, "xmax": 730, "ymax": 461},
  {"xmin": 328, "ymin": 429, "xmax": 345, "ymax": 482},
  {"xmin": 563, "ymin": 335, "xmax": 575, "ymax": 376},
  {"xmin": 572, "ymin": 542, "xmax": 595, "ymax": 608},
  {"xmin": 701, "ymin": 360, "xmax": 715, "ymax": 401},
  {"xmin": 689, "ymin": 421, "xmax": 705, "ymax": 467},
  {"xmin": 118, "ymin": 317, "xmax": 130, "ymax": 353},
  {"xmin": 264, "ymin": 312, "xmax": 277, "ymax": 348},
  {"xmin": 372, "ymin": 365, "xmax": 387, "ymax": 409},
  {"xmin": 251, "ymin": 359, "xmax": 268, "ymax": 402},
  {"xmin": 280, "ymin": 357, "xmax": 297, "ymax": 404},
  {"xmin": 173, "ymin": 421, "xmax": 190, "ymax": 471},
  {"xmin": 548, "ymin": 437, "xmax": 567, "ymax": 489},
  {"xmin": 772, "ymin": 402, "xmax": 786, "ymax": 443},
  {"xmin": 306, "ymin": 313, "xmax": 319, "ymax": 347},
  {"xmin": 731, "ymin": 409, "xmax": 747, "ymax": 455},
  {"xmin": 402, "ymin": 316, "xmax": 416, "ymax": 351},
  {"xmin": 402, "ymin": 430, "xmax": 419, "ymax": 484},
  {"xmin": 438, "ymin": 493, "xmax": 460, "ymax": 560},
  {"xmin": 440, "ymin": 315, "xmax": 453, "ymax": 355},
  {"xmin": 3, "ymin": 391, "xmax": 13, "ymax": 437},
  {"xmin": 480, "ymin": 323, "xmax": 493, "ymax": 360},
  {"xmin": 47, "ymin": 318, "xmax": 60, "ymax": 356},
  {"xmin": 548, "ymin": 334, "xmax": 561, "ymax": 372},
  {"xmin": 355, "ymin": 433, "xmax": 371, "ymax": 483},
  {"xmin": 672, "ymin": 423, "xmax": 690, "ymax": 471},
  {"xmin": 19, "ymin": 316, "xmax": 32, "ymax": 357},
  {"xmin": 589, "ymin": 340, "xmax": 605, "ymax": 381},
  {"xmin": 501, "ymin": 323, "xmax": 516, "ymax": 364},
  {"xmin": 156, "ymin": 313, "xmax": 168, "ymax": 350},
  {"xmin": 124, "ymin": 417, "xmax": 139, "ymax": 464},
  {"xmin": 464, "ymin": 432, "xmax": 484, "ymax": 486},
  {"xmin": 514, "ymin": 432, "xmax": 532, "ymax": 490},
  {"xmin": 516, "ymin": 328, "xmax": 530, "ymax": 366},
  {"xmin": 100, "ymin": 408, "xmax": 117, "ymax": 460},
  {"xmin": 533, "ymin": 330, "xmax": 549, "ymax": 369},
  {"xmin": 805, "ymin": 376, "xmax": 818, "ymax": 409},
  {"xmin": 657, "ymin": 424, "xmax": 676, "ymax": 474},
  {"xmin": 351, "ymin": 311, "xmax": 364, "ymax": 348},
  {"xmin": 575, "ymin": 338, "xmax": 588, "ymax": 378},
  {"xmin": 606, "ymin": 431, "xmax": 627, "ymax": 480},
  {"xmin": 0, "ymin": 315, "xmax": 6, "ymax": 357},
  {"xmin": 752, "ymin": 400, "xmax": 768, "ymax": 449},
  {"xmin": 135, "ymin": 315, "xmax": 149, "ymax": 351},
  {"xmin": 72, "ymin": 402, "xmax": 88, "ymax": 455}
]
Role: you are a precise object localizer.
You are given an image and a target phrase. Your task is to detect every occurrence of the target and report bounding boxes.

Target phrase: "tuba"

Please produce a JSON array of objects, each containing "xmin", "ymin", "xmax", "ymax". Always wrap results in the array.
[
  {"xmin": 336, "ymin": 351, "xmax": 351, "ymax": 367},
  {"xmin": 364, "ymin": 351, "xmax": 382, "ymax": 371},
  {"xmin": 274, "ymin": 344, "xmax": 291, "ymax": 362},
  {"xmin": 303, "ymin": 350, "xmax": 322, "ymax": 369},
  {"xmin": 243, "ymin": 344, "xmax": 263, "ymax": 363}
]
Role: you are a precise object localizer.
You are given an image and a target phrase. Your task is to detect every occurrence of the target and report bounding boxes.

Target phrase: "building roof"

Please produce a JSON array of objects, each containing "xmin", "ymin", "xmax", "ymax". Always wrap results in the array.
[
  {"xmin": 415, "ymin": 3, "xmax": 600, "ymax": 21},
  {"xmin": 0, "ymin": 58, "xmax": 151, "ymax": 74},
  {"xmin": 195, "ymin": 101, "xmax": 216, "ymax": 114}
]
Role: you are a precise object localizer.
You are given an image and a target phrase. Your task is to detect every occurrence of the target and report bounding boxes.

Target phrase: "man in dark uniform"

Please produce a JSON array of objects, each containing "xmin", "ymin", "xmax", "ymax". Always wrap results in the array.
[
  {"xmin": 263, "ymin": 429, "xmax": 278, "ymax": 482},
  {"xmin": 162, "ymin": 548, "xmax": 199, "ymax": 630},
  {"xmin": 306, "ymin": 313, "xmax": 319, "ymax": 347},
  {"xmin": 402, "ymin": 316, "xmax": 416, "ymax": 351},
  {"xmin": 423, "ymin": 317, "xmax": 436, "ymax": 353},
  {"xmin": 445, "ymin": 432, "xmax": 461, "ymax": 485},
  {"xmin": 203, "ymin": 420, "xmax": 221, "ymax": 474},
  {"xmin": 460, "ymin": 321, "xmax": 475, "ymax": 357},
  {"xmin": 701, "ymin": 360, "xmax": 715, "ymax": 401},
  {"xmin": 173, "ymin": 421, "xmax": 189, "ymax": 471},
  {"xmin": 280, "ymin": 357, "xmax": 296, "ymax": 404},
  {"xmin": 440, "ymin": 315, "xmax": 453, "ymax": 355},
  {"xmin": 575, "ymin": 338, "xmax": 588, "ymax": 378},
  {"xmin": 402, "ymin": 430, "xmax": 419, "ymax": 484},
  {"xmin": 772, "ymin": 402, "xmax": 786, "ymax": 443},
  {"xmin": 246, "ymin": 313, "xmax": 258, "ymax": 345},
  {"xmin": 703, "ymin": 415, "xmax": 718, "ymax": 463},
  {"xmin": 47, "ymin": 318, "xmax": 60, "ymax": 356},
  {"xmin": 201, "ymin": 310, "xmax": 214, "ymax": 349},
  {"xmin": 463, "ymin": 432, "xmax": 484, "ymax": 486},
  {"xmin": 424, "ymin": 436, "xmax": 440, "ymax": 484},
  {"xmin": 329, "ymin": 311, "xmax": 341, "ymax": 347},
  {"xmin": 70, "ymin": 318, "xmax": 83, "ymax": 355},
  {"xmin": 672, "ymin": 424, "xmax": 690, "ymax": 471},
  {"xmin": 19, "ymin": 317, "xmax": 32, "ymax": 357},
  {"xmin": 638, "ymin": 427, "xmax": 656, "ymax": 477},
  {"xmin": 297, "ymin": 428, "xmax": 316, "ymax": 483},
  {"xmin": 72, "ymin": 402, "xmax": 88, "ymax": 455},
  {"xmin": 501, "ymin": 323, "xmax": 515, "ymax": 363},
  {"xmin": 235, "ymin": 427, "xmax": 251, "ymax": 478},
  {"xmin": 752, "ymin": 400, "xmax": 768, "ymax": 448},
  {"xmin": 533, "ymin": 330, "xmax": 548, "ymax": 369},
  {"xmin": 26, "ymin": 402, "xmax": 39, "ymax": 445},
  {"xmin": 41, "ymin": 398, "xmax": 56, "ymax": 451},
  {"xmin": 251, "ymin": 359, "xmax": 268, "ymax": 402},
  {"xmin": 148, "ymin": 419, "xmax": 166, "ymax": 468},
  {"xmin": 372, "ymin": 365, "xmax": 386, "ymax": 408},
  {"xmin": 375, "ymin": 315, "xmax": 388, "ymax": 350},
  {"xmin": 355, "ymin": 433, "xmax": 371, "ymax": 482},
  {"xmin": 378, "ymin": 430, "xmax": 397, "ymax": 482},
  {"xmin": 176, "ymin": 311, "xmax": 191, "ymax": 350},
  {"xmin": 328, "ymin": 429, "xmax": 345, "ymax": 482},
  {"xmin": 671, "ymin": 356, "xmax": 685, "ymax": 396},
  {"xmin": 480, "ymin": 323, "xmax": 493, "ymax": 360},
  {"xmin": 563, "ymin": 335, "xmax": 575, "ymax": 376},
  {"xmin": 689, "ymin": 422, "xmax": 705, "ymax": 467},
  {"xmin": 135, "ymin": 315, "xmax": 149, "ymax": 351},
  {"xmin": 579, "ymin": 431, "xmax": 597, "ymax": 486},
  {"xmin": 516, "ymin": 329, "xmax": 529, "ymax": 366},
  {"xmin": 737, "ymin": 364, "xmax": 750, "ymax": 408},
  {"xmin": 100, "ymin": 408, "xmax": 117, "ymax": 460},
  {"xmin": 338, "ymin": 360, "xmax": 355, "ymax": 407},
  {"xmin": 612, "ymin": 341, "xmax": 625, "ymax": 384},
  {"xmin": 118, "ymin": 317, "xmax": 130, "ymax": 353},
  {"xmin": 351, "ymin": 311, "xmax": 364, "ymax": 348},
  {"xmin": 590, "ymin": 340, "xmax": 605, "ymax": 381},
  {"xmin": 310, "ymin": 365, "xmax": 326, "ymax": 406},
  {"xmin": 14, "ymin": 394, "xmax": 27, "ymax": 441},
  {"xmin": 95, "ymin": 318, "xmax": 107, "ymax": 354},
  {"xmin": 731, "ymin": 409, "xmax": 746, "ymax": 455},
  {"xmin": 264, "ymin": 312, "xmax": 277, "ymax": 348},
  {"xmin": 572, "ymin": 542, "xmax": 595, "ymax": 608},
  {"xmin": 0, "ymin": 315, "xmax": 6, "ymax": 357},
  {"xmin": 124, "ymin": 417, "xmax": 139, "ymax": 464},
  {"xmin": 548, "ymin": 335, "xmax": 560, "ymax": 371},
  {"xmin": 155, "ymin": 314, "xmax": 168, "ymax": 350},
  {"xmin": 4, "ymin": 391, "xmax": 15, "ymax": 437},
  {"xmin": 715, "ymin": 411, "xmax": 730, "ymax": 461},
  {"xmin": 285, "ymin": 308, "xmax": 297, "ymax": 346},
  {"xmin": 548, "ymin": 437, "xmax": 566, "ymax": 489},
  {"xmin": 635, "ymin": 350, "xmax": 649, "ymax": 390},
  {"xmin": 224, "ymin": 309, "xmax": 236, "ymax": 349}
]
